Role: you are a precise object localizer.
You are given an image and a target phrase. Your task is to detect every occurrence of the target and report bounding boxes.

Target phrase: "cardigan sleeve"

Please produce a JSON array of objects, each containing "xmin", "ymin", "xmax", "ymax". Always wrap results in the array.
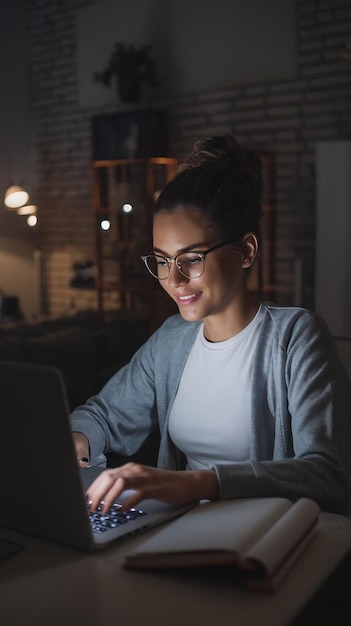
[{"xmin": 212, "ymin": 307, "xmax": 351, "ymax": 515}]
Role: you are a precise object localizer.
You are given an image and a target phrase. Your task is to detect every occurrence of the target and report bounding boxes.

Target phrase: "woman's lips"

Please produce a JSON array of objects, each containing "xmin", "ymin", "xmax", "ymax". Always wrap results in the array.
[{"xmin": 175, "ymin": 292, "xmax": 201, "ymax": 306}]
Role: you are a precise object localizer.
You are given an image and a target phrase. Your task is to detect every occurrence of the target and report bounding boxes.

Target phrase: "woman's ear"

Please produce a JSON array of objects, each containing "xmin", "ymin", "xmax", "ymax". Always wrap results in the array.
[{"xmin": 241, "ymin": 233, "xmax": 259, "ymax": 268}]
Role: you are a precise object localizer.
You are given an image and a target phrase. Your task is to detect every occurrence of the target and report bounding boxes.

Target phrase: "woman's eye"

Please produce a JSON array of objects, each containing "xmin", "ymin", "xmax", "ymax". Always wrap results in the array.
[
  {"xmin": 156, "ymin": 258, "xmax": 168, "ymax": 267},
  {"xmin": 184, "ymin": 256, "xmax": 201, "ymax": 266}
]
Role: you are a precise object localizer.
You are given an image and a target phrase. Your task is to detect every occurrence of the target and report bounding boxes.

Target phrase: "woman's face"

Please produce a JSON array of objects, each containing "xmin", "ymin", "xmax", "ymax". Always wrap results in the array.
[{"xmin": 152, "ymin": 207, "xmax": 249, "ymax": 327}]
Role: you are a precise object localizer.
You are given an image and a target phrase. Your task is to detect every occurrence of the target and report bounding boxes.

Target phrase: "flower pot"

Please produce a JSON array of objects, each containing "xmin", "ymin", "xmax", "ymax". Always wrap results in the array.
[{"xmin": 118, "ymin": 77, "xmax": 142, "ymax": 103}]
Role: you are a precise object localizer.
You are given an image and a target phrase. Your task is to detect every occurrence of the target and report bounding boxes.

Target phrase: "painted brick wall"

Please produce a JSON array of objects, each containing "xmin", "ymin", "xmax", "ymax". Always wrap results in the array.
[{"xmin": 25, "ymin": 0, "xmax": 351, "ymax": 317}]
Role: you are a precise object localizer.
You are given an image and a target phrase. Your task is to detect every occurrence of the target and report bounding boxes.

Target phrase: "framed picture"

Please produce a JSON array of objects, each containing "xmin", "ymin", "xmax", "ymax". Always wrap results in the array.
[{"xmin": 92, "ymin": 110, "xmax": 169, "ymax": 161}]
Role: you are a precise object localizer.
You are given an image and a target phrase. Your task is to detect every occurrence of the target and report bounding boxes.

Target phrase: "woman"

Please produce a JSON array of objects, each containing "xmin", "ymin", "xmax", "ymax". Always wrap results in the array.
[{"xmin": 71, "ymin": 135, "xmax": 351, "ymax": 515}]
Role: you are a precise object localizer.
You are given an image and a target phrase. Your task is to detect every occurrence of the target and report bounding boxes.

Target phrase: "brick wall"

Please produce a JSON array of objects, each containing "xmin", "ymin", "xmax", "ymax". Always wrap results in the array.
[{"xmin": 25, "ymin": 0, "xmax": 351, "ymax": 317}]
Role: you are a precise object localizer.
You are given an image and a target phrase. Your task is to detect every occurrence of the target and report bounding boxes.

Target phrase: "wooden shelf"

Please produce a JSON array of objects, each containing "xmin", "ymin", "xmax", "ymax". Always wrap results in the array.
[{"xmin": 93, "ymin": 155, "xmax": 178, "ymax": 330}]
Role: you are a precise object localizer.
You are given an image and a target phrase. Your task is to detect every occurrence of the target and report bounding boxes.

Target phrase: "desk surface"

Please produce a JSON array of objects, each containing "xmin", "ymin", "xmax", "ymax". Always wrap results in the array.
[{"xmin": 0, "ymin": 513, "xmax": 350, "ymax": 626}]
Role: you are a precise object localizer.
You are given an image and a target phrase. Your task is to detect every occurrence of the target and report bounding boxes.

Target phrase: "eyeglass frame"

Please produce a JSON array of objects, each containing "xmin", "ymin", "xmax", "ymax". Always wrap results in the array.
[{"xmin": 141, "ymin": 235, "xmax": 242, "ymax": 280}]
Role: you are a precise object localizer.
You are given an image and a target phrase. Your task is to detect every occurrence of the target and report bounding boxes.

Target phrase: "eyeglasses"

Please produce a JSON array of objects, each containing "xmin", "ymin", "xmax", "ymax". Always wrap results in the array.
[{"xmin": 141, "ymin": 236, "xmax": 240, "ymax": 280}]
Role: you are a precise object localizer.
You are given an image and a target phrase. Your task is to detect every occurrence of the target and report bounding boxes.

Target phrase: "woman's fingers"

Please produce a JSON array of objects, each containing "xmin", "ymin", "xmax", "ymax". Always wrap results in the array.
[
  {"xmin": 86, "ymin": 463, "xmax": 148, "ymax": 512},
  {"xmin": 87, "ymin": 473, "xmax": 127, "ymax": 513},
  {"xmin": 86, "ymin": 463, "xmax": 174, "ymax": 513}
]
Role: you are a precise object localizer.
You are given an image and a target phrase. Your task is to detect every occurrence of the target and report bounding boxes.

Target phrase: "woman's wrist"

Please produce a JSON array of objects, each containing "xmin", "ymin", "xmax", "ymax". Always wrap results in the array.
[
  {"xmin": 72, "ymin": 431, "xmax": 90, "ymax": 461},
  {"xmin": 186, "ymin": 469, "xmax": 219, "ymax": 502}
]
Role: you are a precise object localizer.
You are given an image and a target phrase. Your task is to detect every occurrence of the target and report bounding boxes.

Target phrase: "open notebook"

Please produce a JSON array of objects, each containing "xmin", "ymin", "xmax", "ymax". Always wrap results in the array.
[
  {"xmin": 124, "ymin": 497, "xmax": 322, "ymax": 592},
  {"xmin": 0, "ymin": 360, "xmax": 194, "ymax": 551}
]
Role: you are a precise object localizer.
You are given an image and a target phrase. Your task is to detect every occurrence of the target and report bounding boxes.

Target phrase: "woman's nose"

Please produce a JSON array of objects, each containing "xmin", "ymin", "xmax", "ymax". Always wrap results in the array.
[{"xmin": 167, "ymin": 260, "xmax": 188, "ymax": 286}]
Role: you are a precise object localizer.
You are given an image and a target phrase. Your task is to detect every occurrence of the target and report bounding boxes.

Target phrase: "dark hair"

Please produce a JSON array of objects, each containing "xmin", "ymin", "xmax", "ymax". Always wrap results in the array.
[{"xmin": 154, "ymin": 135, "xmax": 263, "ymax": 239}]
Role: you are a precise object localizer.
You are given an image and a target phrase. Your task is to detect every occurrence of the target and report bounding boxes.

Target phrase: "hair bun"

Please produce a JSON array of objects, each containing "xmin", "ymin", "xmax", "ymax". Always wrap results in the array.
[
  {"xmin": 154, "ymin": 134, "xmax": 263, "ymax": 237},
  {"xmin": 181, "ymin": 135, "xmax": 262, "ymax": 198},
  {"xmin": 181, "ymin": 135, "xmax": 236, "ymax": 168}
]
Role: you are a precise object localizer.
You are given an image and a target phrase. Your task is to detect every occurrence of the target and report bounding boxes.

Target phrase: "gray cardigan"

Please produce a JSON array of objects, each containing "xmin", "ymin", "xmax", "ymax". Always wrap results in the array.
[{"xmin": 70, "ymin": 303, "xmax": 351, "ymax": 514}]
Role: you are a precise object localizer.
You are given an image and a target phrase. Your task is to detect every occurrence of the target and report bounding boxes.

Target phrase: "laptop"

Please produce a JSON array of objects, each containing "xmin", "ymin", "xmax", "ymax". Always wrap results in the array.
[{"xmin": 0, "ymin": 360, "xmax": 195, "ymax": 551}]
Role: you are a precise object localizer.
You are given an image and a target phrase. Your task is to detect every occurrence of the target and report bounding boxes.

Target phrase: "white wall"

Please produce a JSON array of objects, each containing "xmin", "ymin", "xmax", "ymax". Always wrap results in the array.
[
  {"xmin": 0, "ymin": 0, "xmax": 40, "ymax": 319},
  {"xmin": 316, "ymin": 141, "xmax": 351, "ymax": 338},
  {"xmin": 77, "ymin": 0, "xmax": 297, "ymax": 108}
]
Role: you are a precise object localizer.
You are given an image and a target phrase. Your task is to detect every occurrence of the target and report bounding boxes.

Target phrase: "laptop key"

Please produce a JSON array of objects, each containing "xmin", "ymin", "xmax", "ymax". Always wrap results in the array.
[{"xmin": 87, "ymin": 502, "xmax": 147, "ymax": 534}]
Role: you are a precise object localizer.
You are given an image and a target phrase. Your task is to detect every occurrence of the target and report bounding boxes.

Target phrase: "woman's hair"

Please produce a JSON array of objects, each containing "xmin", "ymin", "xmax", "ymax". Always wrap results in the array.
[{"xmin": 154, "ymin": 135, "xmax": 263, "ymax": 239}]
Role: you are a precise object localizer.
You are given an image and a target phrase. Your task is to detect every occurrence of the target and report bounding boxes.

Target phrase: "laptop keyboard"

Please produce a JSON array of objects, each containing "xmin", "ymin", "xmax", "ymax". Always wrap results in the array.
[{"xmin": 87, "ymin": 502, "xmax": 147, "ymax": 534}]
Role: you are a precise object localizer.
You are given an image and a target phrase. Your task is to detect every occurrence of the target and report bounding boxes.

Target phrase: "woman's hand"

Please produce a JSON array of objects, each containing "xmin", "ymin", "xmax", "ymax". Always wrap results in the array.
[
  {"xmin": 72, "ymin": 431, "xmax": 90, "ymax": 467},
  {"xmin": 86, "ymin": 463, "xmax": 219, "ymax": 513}
]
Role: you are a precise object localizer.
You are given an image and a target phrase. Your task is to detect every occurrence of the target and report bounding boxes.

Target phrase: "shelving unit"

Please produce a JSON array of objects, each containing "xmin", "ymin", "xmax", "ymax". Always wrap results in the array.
[{"xmin": 92, "ymin": 156, "xmax": 178, "ymax": 328}]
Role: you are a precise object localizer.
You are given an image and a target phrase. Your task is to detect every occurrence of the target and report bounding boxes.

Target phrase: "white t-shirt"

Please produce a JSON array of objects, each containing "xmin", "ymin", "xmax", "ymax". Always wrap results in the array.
[{"xmin": 168, "ymin": 306, "xmax": 263, "ymax": 469}]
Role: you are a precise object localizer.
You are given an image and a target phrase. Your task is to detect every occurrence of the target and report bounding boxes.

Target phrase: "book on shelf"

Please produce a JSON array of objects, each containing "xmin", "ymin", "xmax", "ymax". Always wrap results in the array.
[{"xmin": 124, "ymin": 496, "xmax": 320, "ymax": 592}]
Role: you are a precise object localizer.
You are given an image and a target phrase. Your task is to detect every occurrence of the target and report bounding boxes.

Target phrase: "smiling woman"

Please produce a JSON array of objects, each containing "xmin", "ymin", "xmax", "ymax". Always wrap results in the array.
[
  {"xmin": 70, "ymin": 135, "xmax": 351, "ymax": 518},
  {"xmin": 149, "ymin": 207, "xmax": 258, "ymax": 336},
  {"xmin": 149, "ymin": 136, "xmax": 261, "ymax": 337}
]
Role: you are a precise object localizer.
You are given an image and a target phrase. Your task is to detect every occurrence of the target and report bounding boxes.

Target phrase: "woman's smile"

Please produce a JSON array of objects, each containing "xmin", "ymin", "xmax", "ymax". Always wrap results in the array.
[{"xmin": 175, "ymin": 291, "xmax": 202, "ymax": 305}]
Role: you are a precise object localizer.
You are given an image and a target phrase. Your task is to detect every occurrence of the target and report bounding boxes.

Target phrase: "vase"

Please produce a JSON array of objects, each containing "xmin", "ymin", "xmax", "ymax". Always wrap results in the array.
[{"xmin": 118, "ymin": 77, "xmax": 142, "ymax": 103}]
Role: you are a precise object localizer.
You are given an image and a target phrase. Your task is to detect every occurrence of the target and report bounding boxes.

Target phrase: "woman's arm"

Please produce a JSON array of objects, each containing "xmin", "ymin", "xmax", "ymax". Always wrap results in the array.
[
  {"xmin": 70, "ymin": 316, "xmax": 198, "ymax": 466},
  {"xmin": 70, "ymin": 336, "xmax": 159, "ymax": 465},
  {"xmin": 86, "ymin": 463, "xmax": 219, "ymax": 512}
]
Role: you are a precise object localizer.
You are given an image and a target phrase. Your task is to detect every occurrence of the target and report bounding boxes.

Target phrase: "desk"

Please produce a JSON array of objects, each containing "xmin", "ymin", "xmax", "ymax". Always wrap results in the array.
[{"xmin": 0, "ymin": 514, "xmax": 350, "ymax": 626}]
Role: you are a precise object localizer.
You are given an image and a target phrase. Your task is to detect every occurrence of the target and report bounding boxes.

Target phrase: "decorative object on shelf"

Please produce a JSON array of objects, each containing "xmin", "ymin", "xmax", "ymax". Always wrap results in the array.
[
  {"xmin": 70, "ymin": 261, "xmax": 96, "ymax": 290},
  {"xmin": 94, "ymin": 42, "xmax": 159, "ymax": 104}
]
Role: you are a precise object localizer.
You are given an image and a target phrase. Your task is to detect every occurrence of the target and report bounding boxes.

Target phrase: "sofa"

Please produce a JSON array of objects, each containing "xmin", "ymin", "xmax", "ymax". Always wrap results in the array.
[
  {"xmin": 0, "ymin": 309, "xmax": 151, "ymax": 410},
  {"xmin": 0, "ymin": 309, "xmax": 161, "ymax": 466}
]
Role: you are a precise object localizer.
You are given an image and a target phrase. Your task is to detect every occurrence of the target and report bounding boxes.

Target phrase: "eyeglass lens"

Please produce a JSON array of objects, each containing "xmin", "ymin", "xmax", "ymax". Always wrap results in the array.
[{"xmin": 145, "ymin": 253, "xmax": 204, "ymax": 279}]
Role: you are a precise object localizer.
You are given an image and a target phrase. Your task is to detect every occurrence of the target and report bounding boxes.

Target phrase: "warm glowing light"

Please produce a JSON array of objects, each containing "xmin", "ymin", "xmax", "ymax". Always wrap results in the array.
[
  {"xmin": 122, "ymin": 203, "xmax": 133, "ymax": 213},
  {"xmin": 27, "ymin": 214, "xmax": 38, "ymax": 227},
  {"xmin": 17, "ymin": 204, "xmax": 37, "ymax": 215},
  {"xmin": 4, "ymin": 185, "xmax": 29, "ymax": 209},
  {"xmin": 100, "ymin": 219, "xmax": 111, "ymax": 230}
]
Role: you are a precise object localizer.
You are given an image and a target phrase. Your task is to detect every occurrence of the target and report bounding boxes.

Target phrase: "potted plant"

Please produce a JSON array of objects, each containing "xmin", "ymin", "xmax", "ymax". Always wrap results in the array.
[{"xmin": 94, "ymin": 42, "xmax": 159, "ymax": 104}]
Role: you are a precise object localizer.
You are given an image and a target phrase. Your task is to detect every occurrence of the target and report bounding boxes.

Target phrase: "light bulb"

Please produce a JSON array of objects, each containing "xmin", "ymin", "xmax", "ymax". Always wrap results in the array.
[
  {"xmin": 100, "ymin": 219, "xmax": 111, "ymax": 231},
  {"xmin": 17, "ymin": 204, "xmax": 37, "ymax": 216},
  {"xmin": 4, "ymin": 185, "xmax": 29, "ymax": 209},
  {"xmin": 27, "ymin": 214, "xmax": 38, "ymax": 227}
]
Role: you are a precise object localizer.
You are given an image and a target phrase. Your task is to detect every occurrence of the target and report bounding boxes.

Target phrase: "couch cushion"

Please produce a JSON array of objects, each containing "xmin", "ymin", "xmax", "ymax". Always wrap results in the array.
[
  {"xmin": 23, "ymin": 327, "xmax": 97, "ymax": 409},
  {"xmin": 0, "ymin": 336, "xmax": 23, "ymax": 361}
]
